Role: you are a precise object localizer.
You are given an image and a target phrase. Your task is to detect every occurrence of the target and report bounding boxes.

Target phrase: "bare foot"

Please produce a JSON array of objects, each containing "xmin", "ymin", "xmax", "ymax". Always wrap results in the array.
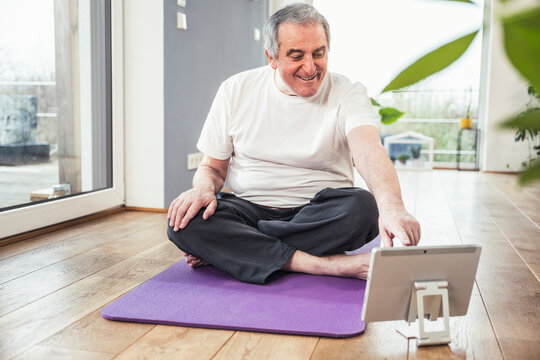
[
  {"xmin": 332, "ymin": 252, "xmax": 371, "ymax": 279},
  {"xmin": 183, "ymin": 252, "xmax": 208, "ymax": 268},
  {"xmin": 283, "ymin": 250, "xmax": 370, "ymax": 279}
]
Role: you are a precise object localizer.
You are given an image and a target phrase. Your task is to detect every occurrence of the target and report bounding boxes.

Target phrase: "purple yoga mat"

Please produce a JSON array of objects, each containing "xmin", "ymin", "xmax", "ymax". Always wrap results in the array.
[{"xmin": 102, "ymin": 237, "xmax": 380, "ymax": 337}]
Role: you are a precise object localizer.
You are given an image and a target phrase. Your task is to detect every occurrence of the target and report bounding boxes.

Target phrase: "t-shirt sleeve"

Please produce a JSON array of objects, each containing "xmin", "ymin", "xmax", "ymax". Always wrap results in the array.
[
  {"xmin": 341, "ymin": 82, "xmax": 380, "ymax": 135},
  {"xmin": 196, "ymin": 83, "xmax": 234, "ymax": 160}
]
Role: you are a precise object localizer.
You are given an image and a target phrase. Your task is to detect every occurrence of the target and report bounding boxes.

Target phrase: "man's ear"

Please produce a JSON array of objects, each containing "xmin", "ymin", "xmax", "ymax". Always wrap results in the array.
[{"xmin": 265, "ymin": 50, "xmax": 278, "ymax": 70}]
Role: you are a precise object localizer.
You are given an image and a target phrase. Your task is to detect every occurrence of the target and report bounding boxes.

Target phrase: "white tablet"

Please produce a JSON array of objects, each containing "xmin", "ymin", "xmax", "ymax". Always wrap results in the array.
[{"xmin": 361, "ymin": 245, "xmax": 481, "ymax": 323}]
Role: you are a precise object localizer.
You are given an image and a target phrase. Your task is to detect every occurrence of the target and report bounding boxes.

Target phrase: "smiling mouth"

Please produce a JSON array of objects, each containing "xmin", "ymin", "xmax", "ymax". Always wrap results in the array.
[{"xmin": 298, "ymin": 73, "xmax": 318, "ymax": 81}]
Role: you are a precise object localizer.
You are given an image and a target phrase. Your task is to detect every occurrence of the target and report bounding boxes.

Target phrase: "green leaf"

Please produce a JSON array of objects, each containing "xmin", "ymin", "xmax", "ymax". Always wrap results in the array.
[
  {"xmin": 370, "ymin": 97, "xmax": 381, "ymax": 107},
  {"xmin": 503, "ymin": 7, "xmax": 540, "ymax": 93},
  {"xmin": 379, "ymin": 107, "xmax": 404, "ymax": 125},
  {"xmin": 527, "ymin": 84, "xmax": 538, "ymax": 97},
  {"xmin": 383, "ymin": 30, "xmax": 479, "ymax": 92},
  {"xmin": 519, "ymin": 160, "xmax": 540, "ymax": 185},
  {"xmin": 501, "ymin": 107, "xmax": 540, "ymax": 131}
]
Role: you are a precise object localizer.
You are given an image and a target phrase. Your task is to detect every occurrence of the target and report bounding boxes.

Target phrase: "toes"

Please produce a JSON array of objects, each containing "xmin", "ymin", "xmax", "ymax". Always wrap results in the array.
[
  {"xmin": 184, "ymin": 255, "xmax": 208, "ymax": 268},
  {"xmin": 191, "ymin": 259, "xmax": 208, "ymax": 268}
]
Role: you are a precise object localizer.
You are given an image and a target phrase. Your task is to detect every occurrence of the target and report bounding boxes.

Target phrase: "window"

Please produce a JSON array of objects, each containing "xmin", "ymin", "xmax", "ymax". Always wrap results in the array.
[
  {"xmin": 313, "ymin": 0, "xmax": 484, "ymax": 169},
  {"xmin": 0, "ymin": 0, "xmax": 124, "ymax": 238}
]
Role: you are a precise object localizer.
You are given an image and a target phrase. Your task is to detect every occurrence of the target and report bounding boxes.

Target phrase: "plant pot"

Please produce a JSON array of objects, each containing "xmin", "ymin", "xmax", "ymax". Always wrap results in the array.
[{"xmin": 460, "ymin": 118, "xmax": 472, "ymax": 129}]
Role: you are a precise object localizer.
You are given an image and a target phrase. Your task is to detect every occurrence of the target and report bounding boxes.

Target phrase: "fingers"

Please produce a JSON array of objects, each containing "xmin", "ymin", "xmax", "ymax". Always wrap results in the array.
[
  {"xmin": 170, "ymin": 197, "xmax": 189, "ymax": 231},
  {"xmin": 202, "ymin": 199, "xmax": 217, "ymax": 220},
  {"xmin": 402, "ymin": 220, "xmax": 421, "ymax": 246},
  {"xmin": 401, "ymin": 232, "xmax": 413, "ymax": 246},
  {"xmin": 167, "ymin": 196, "xmax": 180, "ymax": 220},
  {"xmin": 379, "ymin": 213, "xmax": 421, "ymax": 247},
  {"xmin": 168, "ymin": 189, "xmax": 217, "ymax": 231},
  {"xmin": 180, "ymin": 201, "xmax": 203, "ymax": 229},
  {"xmin": 168, "ymin": 195, "xmax": 184, "ymax": 229},
  {"xmin": 380, "ymin": 230, "xmax": 394, "ymax": 248},
  {"xmin": 169, "ymin": 196, "xmax": 193, "ymax": 231}
]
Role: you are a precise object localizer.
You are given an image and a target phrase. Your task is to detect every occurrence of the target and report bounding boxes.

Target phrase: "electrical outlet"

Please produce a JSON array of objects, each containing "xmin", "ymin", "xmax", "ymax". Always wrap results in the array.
[{"xmin": 187, "ymin": 152, "xmax": 203, "ymax": 170}]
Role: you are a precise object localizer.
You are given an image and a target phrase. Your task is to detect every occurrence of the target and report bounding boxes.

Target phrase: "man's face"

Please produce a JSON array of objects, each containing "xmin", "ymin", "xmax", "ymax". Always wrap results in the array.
[{"xmin": 266, "ymin": 22, "xmax": 328, "ymax": 98}]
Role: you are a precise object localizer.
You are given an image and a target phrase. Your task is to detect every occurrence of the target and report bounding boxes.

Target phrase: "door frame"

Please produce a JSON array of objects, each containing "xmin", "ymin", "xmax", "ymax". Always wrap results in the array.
[{"xmin": 0, "ymin": 0, "xmax": 125, "ymax": 239}]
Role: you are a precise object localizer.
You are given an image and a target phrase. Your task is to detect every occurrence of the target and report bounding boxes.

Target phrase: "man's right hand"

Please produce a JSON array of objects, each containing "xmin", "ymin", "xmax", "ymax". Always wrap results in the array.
[{"xmin": 167, "ymin": 187, "xmax": 218, "ymax": 231}]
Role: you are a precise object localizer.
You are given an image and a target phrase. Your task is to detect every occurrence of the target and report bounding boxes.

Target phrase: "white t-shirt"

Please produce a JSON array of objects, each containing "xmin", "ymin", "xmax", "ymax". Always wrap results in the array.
[{"xmin": 197, "ymin": 65, "xmax": 379, "ymax": 208}]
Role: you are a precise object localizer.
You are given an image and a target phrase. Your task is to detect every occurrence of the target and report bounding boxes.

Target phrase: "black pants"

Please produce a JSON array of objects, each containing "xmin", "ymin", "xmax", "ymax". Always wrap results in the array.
[{"xmin": 167, "ymin": 187, "xmax": 379, "ymax": 284}]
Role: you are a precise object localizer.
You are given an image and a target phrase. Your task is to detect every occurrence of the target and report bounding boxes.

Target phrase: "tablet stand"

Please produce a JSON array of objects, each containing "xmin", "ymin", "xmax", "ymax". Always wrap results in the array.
[{"xmin": 396, "ymin": 281, "xmax": 451, "ymax": 346}]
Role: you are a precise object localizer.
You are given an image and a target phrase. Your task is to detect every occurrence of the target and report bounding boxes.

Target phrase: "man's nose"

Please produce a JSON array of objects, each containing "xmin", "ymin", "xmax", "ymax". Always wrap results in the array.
[{"xmin": 302, "ymin": 57, "xmax": 316, "ymax": 74}]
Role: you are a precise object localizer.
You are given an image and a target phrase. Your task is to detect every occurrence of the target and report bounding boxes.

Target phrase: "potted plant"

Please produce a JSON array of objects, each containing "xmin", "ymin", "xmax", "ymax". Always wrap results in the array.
[
  {"xmin": 397, "ymin": 153, "xmax": 410, "ymax": 165},
  {"xmin": 460, "ymin": 87, "xmax": 473, "ymax": 129},
  {"xmin": 504, "ymin": 85, "xmax": 540, "ymax": 180}
]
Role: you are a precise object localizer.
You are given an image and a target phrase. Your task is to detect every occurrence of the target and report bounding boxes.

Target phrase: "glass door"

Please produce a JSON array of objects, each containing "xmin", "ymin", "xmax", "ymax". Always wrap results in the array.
[{"xmin": 0, "ymin": 0, "xmax": 124, "ymax": 239}]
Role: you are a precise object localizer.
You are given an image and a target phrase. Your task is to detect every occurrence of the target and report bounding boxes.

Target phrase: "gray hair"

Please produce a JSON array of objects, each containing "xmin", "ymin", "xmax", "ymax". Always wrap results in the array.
[{"xmin": 264, "ymin": 3, "xmax": 330, "ymax": 60}]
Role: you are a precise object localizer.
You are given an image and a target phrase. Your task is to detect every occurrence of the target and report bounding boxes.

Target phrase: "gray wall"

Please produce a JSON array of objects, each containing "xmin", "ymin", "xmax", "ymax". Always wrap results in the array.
[{"xmin": 164, "ymin": 0, "xmax": 268, "ymax": 205}]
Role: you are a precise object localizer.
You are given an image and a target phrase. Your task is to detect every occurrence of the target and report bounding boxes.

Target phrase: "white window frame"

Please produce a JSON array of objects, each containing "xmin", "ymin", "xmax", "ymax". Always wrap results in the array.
[{"xmin": 0, "ymin": 0, "xmax": 124, "ymax": 239}]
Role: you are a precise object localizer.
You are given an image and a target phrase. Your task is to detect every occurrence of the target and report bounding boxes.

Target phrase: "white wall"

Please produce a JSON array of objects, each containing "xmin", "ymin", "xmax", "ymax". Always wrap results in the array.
[
  {"xmin": 481, "ymin": 0, "xmax": 531, "ymax": 172},
  {"xmin": 124, "ymin": 0, "xmax": 164, "ymax": 208},
  {"xmin": 480, "ymin": 0, "xmax": 528, "ymax": 172},
  {"xmin": 270, "ymin": 0, "xmax": 311, "ymax": 15}
]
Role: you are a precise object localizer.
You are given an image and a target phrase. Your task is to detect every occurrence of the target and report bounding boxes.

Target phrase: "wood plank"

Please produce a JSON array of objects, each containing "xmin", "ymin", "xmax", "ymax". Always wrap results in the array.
[
  {"xmin": 400, "ymin": 171, "xmax": 493, "ymax": 357},
  {"xmin": 125, "ymin": 206, "xmax": 167, "ymax": 213},
  {"xmin": 115, "ymin": 325, "xmax": 234, "ymax": 360},
  {"xmin": 442, "ymin": 172, "xmax": 540, "ymax": 360},
  {"xmin": 0, "ymin": 210, "xmax": 150, "ymax": 261},
  {"xmin": 523, "ymin": 180, "xmax": 540, "ymax": 200},
  {"xmin": 312, "ymin": 322, "xmax": 408, "ymax": 359},
  {"xmin": 37, "ymin": 309, "xmax": 153, "ymax": 356},
  {"xmin": 213, "ymin": 332, "xmax": 318, "ymax": 360},
  {"xmin": 2, "ymin": 172, "xmax": 539, "ymax": 359},
  {"xmin": 414, "ymin": 171, "xmax": 462, "ymax": 246},
  {"xmin": 531, "ymin": 264, "xmax": 540, "ymax": 281},
  {"xmin": 485, "ymin": 173, "xmax": 540, "ymax": 227},
  {"xmin": 0, "ymin": 213, "xmax": 162, "ymax": 283},
  {"xmin": 127, "ymin": 210, "xmax": 167, "ymax": 225},
  {"xmin": 408, "ymin": 294, "xmax": 503, "ymax": 359},
  {"xmin": 0, "ymin": 241, "xmax": 180, "ymax": 359},
  {"xmin": 397, "ymin": 170, "xmax": 419, "ymax": 218},
  {"xmin": 13, "ymin": 345, "xmax": 111, "ymax": 360},
  {"xmin": 0, "ymin": 206, "xmax": 125, "ymax": 248},
  {"xmin": 0, "ymin": 224, "xmax": 166, "ymax": 316},
  {"xmin": 474, "ymin": 174, "xmax": 540, "ymax": 265}
]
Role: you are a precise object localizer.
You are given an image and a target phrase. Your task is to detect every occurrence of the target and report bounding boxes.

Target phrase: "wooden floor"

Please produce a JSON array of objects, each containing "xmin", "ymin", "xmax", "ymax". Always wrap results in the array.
[{"xmin": 1, "ymin": 171, "xmax": 539, "ymax": 359}]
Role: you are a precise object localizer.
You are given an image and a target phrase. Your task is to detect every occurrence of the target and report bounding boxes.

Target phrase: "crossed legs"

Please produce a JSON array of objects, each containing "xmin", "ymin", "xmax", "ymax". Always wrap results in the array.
[{"xmin": 167, "ymin": 187, "xmax": 379, "ymax": 284}]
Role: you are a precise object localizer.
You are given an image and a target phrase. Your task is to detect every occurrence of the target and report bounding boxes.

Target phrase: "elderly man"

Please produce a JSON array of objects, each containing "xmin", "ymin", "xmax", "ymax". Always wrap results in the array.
[{"xmin": 167, "ymin": 3, "xmax": 420, "ymax": 284}]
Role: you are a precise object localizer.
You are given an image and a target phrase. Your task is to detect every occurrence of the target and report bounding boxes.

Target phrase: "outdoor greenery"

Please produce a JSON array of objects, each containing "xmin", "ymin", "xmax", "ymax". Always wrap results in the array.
[
  {"xmin": 384, "ymin": 120, "xmax": 476, "ymax": 163},
  {"xmin": 382, "ymin": 0, "xmax": 540, "ymax": 184},
  {"xmin": 375, "ymin": 88, "xmax": 479, "ymax": 165}
]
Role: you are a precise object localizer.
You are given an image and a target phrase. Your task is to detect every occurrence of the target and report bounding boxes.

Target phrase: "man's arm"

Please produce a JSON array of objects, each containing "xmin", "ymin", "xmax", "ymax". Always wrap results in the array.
[
  {"xmin": 347, "ymin": 125, "xmax": 421, "ymax": 247},
  {"xmin": 168, "ymin": 155, "xmax": 230, "ymax": 231}
]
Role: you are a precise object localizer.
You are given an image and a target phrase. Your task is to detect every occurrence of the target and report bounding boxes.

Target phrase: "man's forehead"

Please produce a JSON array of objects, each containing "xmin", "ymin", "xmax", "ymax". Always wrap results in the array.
[{"xmin": 277, "ymin": 22, "xmax": 328, "ymax": 49}]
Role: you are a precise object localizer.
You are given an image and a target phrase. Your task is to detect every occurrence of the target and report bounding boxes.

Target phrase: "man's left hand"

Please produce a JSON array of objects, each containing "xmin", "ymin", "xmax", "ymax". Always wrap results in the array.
[{"xmin": 378, "ymin": 208, "xmax": 421, "ymax": 247}]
